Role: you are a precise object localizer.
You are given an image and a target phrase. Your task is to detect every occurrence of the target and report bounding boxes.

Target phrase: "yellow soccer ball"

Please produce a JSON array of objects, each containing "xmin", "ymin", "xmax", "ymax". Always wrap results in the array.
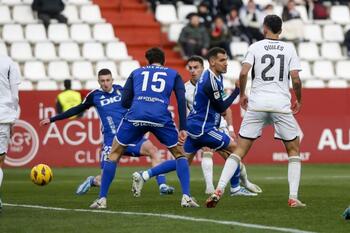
[{"xmin": 30, "ymin": 164, "xmax": 53, "ymax": 186}]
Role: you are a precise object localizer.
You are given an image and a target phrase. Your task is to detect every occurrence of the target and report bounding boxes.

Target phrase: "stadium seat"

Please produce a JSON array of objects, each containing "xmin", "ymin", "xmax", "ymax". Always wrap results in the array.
[
  {"xmin": 203, "ymin": 60, "xmax": 209, "ymax": 69},
  {"xmin": 330, "ymin": 5, "xmax": 350, "ymax": 25},
  {"xmin": 119, "ymin": 60, "xmax": 140, "ymax": 78},
  {"xmin": 323, "ymin": 24, "xmax": 344, "ymax": 42},
  {"xmin": 320, "ymin": 42, "xmax": 344, "ymax": 60},
  {"xmin": 105, "ymin": 42, "xmax": 131, "ymax": 61},
  {"xmin": 155, "ymin": 4, "xmax": 178, "ymax": 25},
  {"xmin": 1, "ymin": 0, "xmax": 21, "ymax": 5},
  {"xmin": 72, "ymin": 61, "xmax": 94, "ymax": 80},
  {"xmin": 93, "ymin": 23, "xmax": 116, "ymax": 42},
  {"xmin": 24, "ymin": 61, "xmax": 46, "ymax": 81},
  {"xmin": 48, "ymin": 24, "xmax": 70, "ymax": 43},
  {"xmin": 82, "ymin": 42, "xmax": 105, "ymax": 61},
  {"xmin": 13, "ymin": 5, "xmax": 36, "ymax": 24},
  {"xmin": 96, "ymin": 61, "xmax": 118, "ymax": 78},
  {"xmin": 3, "ymin": 24, "xmax": 24, "ymax": 42},
  {"xmin": 67, "ymin": 0, "xmax": 92, "ymax": 5},
  {"xmin": 18, "ymin": 80, "xmax": 34, "ymax": 91},
  {"xmin": 298, "ymin": 42, "xmax": 319, "ymax": 61},
  {"xmin": 58, "ymin": 42, "xmax": 81, "ymax": 61},
  {"xmin": 223, "ymin": 79, "xmax": 234, "ymax": 90},
  {"xmin": 80, "ymin": 5, "xmax": 104, "ymax": 23},
  {"xmin": 63, "ymin": 5, "xmax": 81, "ymax": 23},
  {"xmin": 254, "ymin": 0, "xmax": 274, "ymax": 7},
  {"xmin": 0, "ymin": 42, "xmax": 8, "ymax": 56},
  {"xmin": 22, "ymin": 0, "xmax": 34, "ymax": 4},
  {"xmin": 224, "ymin": 60, "xmax": 241, "ymax": 80},
  {"xmin": 34, "ymin": 42, "xmax": 57, "ymax": 61},
  {"xmin": 25, "ymin": 24, "xmax": 47, "ymax": 42},
  {"xmin": 0, "ymin": 6, "xmax": 11, "ymax": 24},
  {"xmin": 177, "ymin": 4, "xmax": 197, "ymax": 22},
  {"xmin": 313, "ymin": 61, "xmax": 336, "ymax": 80},
  {"xmin": 273, "ymin": 5, "xmax": 283, "ymax": 17},
  {"xmin": 328, "ymin": 79, "xmax": 348, "ymax": 88},
  {"xmin": 230, "ymin": 41, "xmax": 249, "ymax": 58},
  {"xmin": 295, "ymin": 5, "xmax": 309, "ymax": 22},
  {"xmin": 335, "ymin": 61, "xmax": 350, "ymax": 80},
  {"xmin": 299, "ymin": 61, "xmax": 313, "ymax": 80},
  {"xmin": 303, "ymin": 24, "xmax": 322, "ymax": 42},
  {"xmin": 304, "ymin": 79, "xmax": 326, "ymax": 88},
  {"xmin": 48, "ymin": 61, "xmax": 70, "ymax": 81},
  {"xmin": 11, "ymin": 42, "xmax": 33, "ymax": 61},
  {"xmin": 85, "ymin": 80, "xmax": 100, "ymax": 90},
  {"xmin": 115, "ymin": 79, "xmax": 126, "ymax": 87},
  {"xmin": 168, "ymin": 23, "xmax": 185, "ymax": 42},
  {"xmin": 59, "ymin": 80, "xmax": 83, "ymax": 90},
  {"xmin": 37, "ymin": 80, "xmax": 59, "ymax": 90},
  {"xmin": 70, "ymin": 24, "xmax": 93, "ymax": 42}
]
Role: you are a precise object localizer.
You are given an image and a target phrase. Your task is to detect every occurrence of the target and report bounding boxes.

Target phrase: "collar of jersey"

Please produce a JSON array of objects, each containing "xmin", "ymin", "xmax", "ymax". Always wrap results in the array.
[
  {"xmin": 208, "ymin": 68, "xmax": 222, "ymax": 81},
  {"xmin": 99, "ymin": 86, "xmax": 115, "ymax": 94}
]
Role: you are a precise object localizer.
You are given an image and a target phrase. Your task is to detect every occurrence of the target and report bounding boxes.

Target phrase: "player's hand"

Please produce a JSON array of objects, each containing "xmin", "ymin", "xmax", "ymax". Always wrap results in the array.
[
  {"xmin": 40, "ymin": 119, "xmax": 51, "ymax": 126},
  {"xmin": 240, "ymin": 95, "xmax": 248, "ymax": 110},
  {"xmin": 178, "ymin": 130, "xmax": 187, "ymax": 145},
  {"xmin": 291, "ymin": 101, "xmax": 301, "ymax": 114},
  {"xmin": 234, "ymin": 80, "xmax": 240, "ymax": 89}
]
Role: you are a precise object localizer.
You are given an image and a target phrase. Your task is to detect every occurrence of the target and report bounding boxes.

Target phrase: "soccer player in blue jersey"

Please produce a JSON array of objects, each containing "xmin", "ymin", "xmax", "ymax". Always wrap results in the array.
[
  {"xmin": 89, "ymin": 48, "xmax": 199, "ymax": 209},
  {"xmin": 132, "ymin": 55, "xmax": 261, "ymax": 197},
  {"xmin": 40, "ymin": 69, "xmax": 174, "ymax": 196}
]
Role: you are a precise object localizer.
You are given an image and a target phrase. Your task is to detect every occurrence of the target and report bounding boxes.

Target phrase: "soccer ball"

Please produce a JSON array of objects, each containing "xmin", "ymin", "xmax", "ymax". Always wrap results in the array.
[{"xmin": 30, "ymin": 164, "xmax": 53, "ymax": 186}]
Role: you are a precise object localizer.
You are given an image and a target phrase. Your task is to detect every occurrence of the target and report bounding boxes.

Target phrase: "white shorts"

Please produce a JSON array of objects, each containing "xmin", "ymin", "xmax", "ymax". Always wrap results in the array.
[
  {"xmin": 239, "ymin": 110, "xmax": 299, "ymax": 141},
  {"xmin": 0, "ymin": 123, "xmax": 11, "ymax": 154}
]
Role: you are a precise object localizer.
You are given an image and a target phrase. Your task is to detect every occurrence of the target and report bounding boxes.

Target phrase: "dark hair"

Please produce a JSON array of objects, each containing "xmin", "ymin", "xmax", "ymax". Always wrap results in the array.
[
  {"xmin": 263, "ymin": 15, "xmax": 282, "ymax": 34},
  {"xmin": 98, "ymin": 68, "xmax": 112, "ymax": 77},
  {"xmin": 207, "ymin": 47, "xmax": 226, "ymax": 61},
  {"xmin": 63, "ymin": 79, "xmax": 71, "ymax": 90},
  {"xmin": 145, "ymin": 47, "xmax": 165, "ymax": 65},
  {"xmin": 187, "ymin": 55, "xmax": 204, "ymax": 66}
]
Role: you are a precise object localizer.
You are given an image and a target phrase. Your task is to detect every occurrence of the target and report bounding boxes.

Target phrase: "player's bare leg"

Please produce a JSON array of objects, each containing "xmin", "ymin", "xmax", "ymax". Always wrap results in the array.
[
  {"xmin": 90, "ymin": 139, "xmax": 126, "ymax": 209},
  {"xmin": 284, "ymin": 137, "xmax": 305, "ymax": 207},
  {"xmin": 206, "ymin": 137, "xmax": 254, "ymax": 208}
]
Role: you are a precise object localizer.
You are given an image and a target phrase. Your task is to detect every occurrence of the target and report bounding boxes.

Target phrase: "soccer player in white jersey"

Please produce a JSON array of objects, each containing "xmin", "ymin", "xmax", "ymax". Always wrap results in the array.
[
  {"xmin": 185, "ymin": 55, "xmax": 261, "ymax": 196},
  {"xmin": 206, "ymin": 15, "xmax": 305, "ymax": 208},
  {"xmin": 0, "ymin": 55, "xmax": 21, "ymax": 210}
]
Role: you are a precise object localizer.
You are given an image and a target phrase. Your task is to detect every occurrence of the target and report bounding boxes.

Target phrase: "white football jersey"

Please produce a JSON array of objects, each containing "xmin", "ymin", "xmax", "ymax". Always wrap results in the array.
[
  {"xmin": 0, "ymin": 55, "xmax": 21, "ymax": 123},
  {"xmin": 242, "ymin": 39, "xmax": 301, "ymax": 113},
  {"xmin": 185, "ymin": 79, "xmax": 228, "ymax": 128}
]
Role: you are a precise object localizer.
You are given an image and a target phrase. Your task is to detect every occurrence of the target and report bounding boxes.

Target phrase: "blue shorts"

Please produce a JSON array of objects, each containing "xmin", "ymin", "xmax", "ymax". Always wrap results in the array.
[
  {"xmin": 184, "ymin": 128, "xmax": 231, "ymax": 154},
  {"xmin": 116, "ymin": 118, "xmax": 178, "ymax": 148},
  {"xmin": 100, "ymin": 133, "xmax": 147, "ymax": 169}
]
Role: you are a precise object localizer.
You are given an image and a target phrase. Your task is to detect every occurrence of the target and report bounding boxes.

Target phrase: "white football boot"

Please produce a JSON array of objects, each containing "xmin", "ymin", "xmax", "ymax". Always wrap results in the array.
[
  {"xmin": 132, "ymin": 172, "xmax": 144, "ymax": 197},
  {"xmin": 89, "ymin": 197, "xmax": 107, "ymax": 209},
  {"xmin": 181, "ymin": 194, "xmax": 200, "ymax": 208}
]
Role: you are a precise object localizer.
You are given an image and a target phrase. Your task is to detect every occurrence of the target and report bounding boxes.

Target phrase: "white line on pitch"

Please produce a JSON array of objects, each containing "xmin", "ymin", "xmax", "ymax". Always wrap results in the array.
[{"xmin": 4, "ymin": 203, "xmax": 316, "ymax": 233}]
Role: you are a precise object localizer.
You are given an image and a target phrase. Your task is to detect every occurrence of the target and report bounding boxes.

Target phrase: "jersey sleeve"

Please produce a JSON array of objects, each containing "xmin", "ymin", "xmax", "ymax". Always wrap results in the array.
[
  {"xmin": 121, "ymin": 73, "xmax": 134, "ymax": 109},
  {"xmin": 174, "ymin": 73, "xmax": 187, "ymax": 130},
  {"xmin": 289, "ymin": 45, "xmax": 302, "ymax": 71},
  {"xmin": 242, "ymin": 46, "xmax": 255, "ymax": 65},
  {"xmin": 203, "ymin": 76, "xmax": 240, "ymax": 113}
]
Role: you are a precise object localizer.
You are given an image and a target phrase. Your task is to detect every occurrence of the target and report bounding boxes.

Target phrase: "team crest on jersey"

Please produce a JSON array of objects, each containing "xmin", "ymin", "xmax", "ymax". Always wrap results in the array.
[{"xmin": 214, "ymin": 91, "xmax": 220, "ymax": 99}]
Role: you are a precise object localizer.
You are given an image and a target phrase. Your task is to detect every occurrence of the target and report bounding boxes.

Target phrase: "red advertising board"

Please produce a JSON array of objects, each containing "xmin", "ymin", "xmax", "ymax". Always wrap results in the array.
[{"xmin": 4, "ymin": 89, "xmax": 350, "ymax": 168}]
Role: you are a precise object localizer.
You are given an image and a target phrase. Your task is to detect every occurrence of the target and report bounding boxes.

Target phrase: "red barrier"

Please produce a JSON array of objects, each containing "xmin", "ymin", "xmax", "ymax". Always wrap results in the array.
[{"xmin": 4, "ymin": 89, "xmax": 350, "ymax": 168}]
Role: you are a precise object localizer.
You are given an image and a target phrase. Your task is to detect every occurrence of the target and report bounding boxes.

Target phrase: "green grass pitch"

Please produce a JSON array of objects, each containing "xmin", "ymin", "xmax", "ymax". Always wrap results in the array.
[{"xmin": 1, "ymin": 164, "xmax": 350, "ymax": 233}]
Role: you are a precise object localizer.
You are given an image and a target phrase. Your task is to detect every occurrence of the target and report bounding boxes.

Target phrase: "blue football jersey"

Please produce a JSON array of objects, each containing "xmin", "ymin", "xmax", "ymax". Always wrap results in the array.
[
  {"xmin": 83, "ymin": 84, "xmax": 127, "ymax": 134},
  {"xmin": 187, "ymin": 69, "xmax": 225, "ymax": 136},
  {"xmin": 123, "ymin": 65, "xmax": 181, "ymax": 126}
]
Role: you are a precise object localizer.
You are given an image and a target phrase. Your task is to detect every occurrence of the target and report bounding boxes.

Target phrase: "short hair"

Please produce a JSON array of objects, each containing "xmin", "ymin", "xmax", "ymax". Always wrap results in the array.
[
  {"xmin": 145, "ymin": 47, "xmax": 165, "ymax": 65},
  {"xmin": 187, "ymin": 55, "xmax": 204, "ymax": 66},
  {"xmin": 263, "ymin": 15, "xmax": 282, "ymax": 34},
  {"xmin": 207, "ymin": 47, "xmax": 226, "ymax": 61},
  {"xmin": 63, "ymin": 79, "xmax": 71, "ymax": 89},
  {"xmin": 98, "ymin": 68, "xmax": 112, "ymax": 77}
]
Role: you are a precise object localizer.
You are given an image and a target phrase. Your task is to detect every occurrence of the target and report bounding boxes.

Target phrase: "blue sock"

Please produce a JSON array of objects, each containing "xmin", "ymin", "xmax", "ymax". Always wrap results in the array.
[
  {"xmin": 176, "ymin": 157, "xmax": 190, "ymax": 196},
  {"xmin": 156, "ymin": 174, "xmax": 166, "ymax": 186},
  {"xmin": 99, "ymin": 160, "xmax": 117, "ymax": 198},
  {"xmin": 147, "ymin": 160, "xmax": 176, "ymax": 177},
  {"xmin": 230, "ymin": 166, "xmax": 241, "ymax": 189}
]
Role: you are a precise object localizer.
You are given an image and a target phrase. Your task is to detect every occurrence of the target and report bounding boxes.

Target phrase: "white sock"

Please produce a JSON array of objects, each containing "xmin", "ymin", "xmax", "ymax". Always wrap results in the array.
[
  {"xmin": 0, "ymin": 168, "xmax": 3, "ymax": 189},
  {"xmin": 201, "ymin": 151, "xmax": 214, "ymax": 190},
  {"xmin": 288, "ymin": 156, "xmax": 301, "ymax": 199},
  {"xmin": 217, "ymin": 154, "xmax": 241, "ymax": 192},
  {"xmin": 141, "ymin": 171, "xmax": 150, "ymax": 181},
  {"xmin": 239, "ymin": 162, "xmax": 249, "ymax": 186}
]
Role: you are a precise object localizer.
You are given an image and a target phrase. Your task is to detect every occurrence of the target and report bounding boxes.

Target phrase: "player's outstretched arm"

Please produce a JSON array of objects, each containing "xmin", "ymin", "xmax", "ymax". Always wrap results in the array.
[
  {"xmin": 39, "ymin": 103, "xmax": 88, "ymax": 126},
  {"xmin": 290, "ymin": 70, "xmax": 302, "ymax": 114},
  {"xmin": 239, "ymin": 63, "xmax": 251, "ymax": 110},
  {"xmin": 174, "ymin": 74, "xmax": 187, "ymax": 131}
]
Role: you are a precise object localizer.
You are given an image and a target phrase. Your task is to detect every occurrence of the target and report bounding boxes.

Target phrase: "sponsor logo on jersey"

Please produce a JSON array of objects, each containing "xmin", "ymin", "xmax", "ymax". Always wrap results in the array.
[{"xmin": 100, "ymin": 96, "xmax": 121, "ymax": 106}]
